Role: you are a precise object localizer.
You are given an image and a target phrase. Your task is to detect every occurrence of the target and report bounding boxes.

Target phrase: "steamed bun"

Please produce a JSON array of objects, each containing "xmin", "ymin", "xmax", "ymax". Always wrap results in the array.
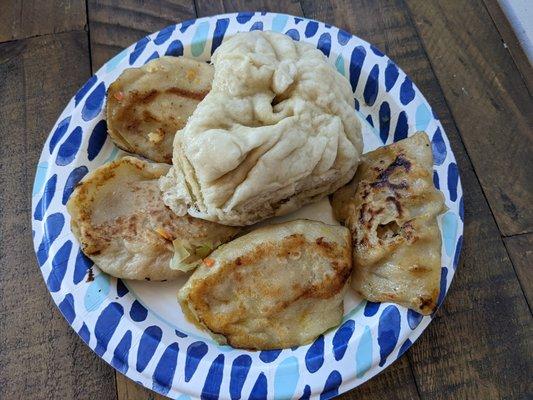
[{"xmin": 161, "ymin": 31, "xmax": 363, "ymax": 226}]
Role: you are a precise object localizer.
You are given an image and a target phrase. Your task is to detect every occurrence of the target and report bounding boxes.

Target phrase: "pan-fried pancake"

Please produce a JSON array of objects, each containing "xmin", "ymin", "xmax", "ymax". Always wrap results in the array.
[
  {"xmin": 66, "ymin": 156, "xmax": 239, "ymax": 281},
  {"xmin": 332, "ymin": 132, "xmax": 446, "ymax": 315},
  {"xmin": 179, "ymin": 219, "xmax": 352, "ymax": 349},
  {"xmin": 106, "ymin": 56, "xmax": 213, "ymax": 163}
]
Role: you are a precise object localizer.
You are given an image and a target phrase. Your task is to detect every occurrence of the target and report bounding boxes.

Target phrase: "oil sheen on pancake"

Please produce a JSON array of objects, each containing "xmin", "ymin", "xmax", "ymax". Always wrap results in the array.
[
  {"xmin": 179, "ymin": 219, "xmax": 352, "ymax": 349},
  {"xmin": 332, "ymin": 132, "xmax": 446, "ymax": 315},
  {"xmin": 106, "ymin": 56, "xmax": 213, "ymax": 163},
  {"xmin": 66, "ymin": 156, "xmax": 239, "ymax": 281}
]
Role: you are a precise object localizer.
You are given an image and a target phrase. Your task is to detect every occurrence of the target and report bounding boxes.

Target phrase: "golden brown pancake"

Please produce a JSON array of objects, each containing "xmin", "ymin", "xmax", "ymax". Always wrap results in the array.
[
  {"xmin": 332, "ymin": 132, "xmax": 446, "ymax": 314},
  {"xmin": 106, "ymin": 56, "xmax": 213, "ymax": 163},
  {"xmin": 66, "ymin": 156, "xmax": 239, "ymax": 280},
  {"xmin": 179, "ymin": 219, "xmax": 352, "ymax": 349}
]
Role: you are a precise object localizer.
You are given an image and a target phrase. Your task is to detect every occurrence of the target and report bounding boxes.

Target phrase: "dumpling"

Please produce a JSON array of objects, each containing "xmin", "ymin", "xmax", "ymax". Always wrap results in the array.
[
  {"xmin": 332, "ymin": 132, "xmax": 446, "ymax": 315},
  {"xmin": 66, "ymin": 156, "xmax": 239, "ymax": 281},
  {"xmin": 161, "ymin": 31, "xmax": 363, "ymax": 226},
  {"xmin": 179, "ymin": 219, "xmax": 352, "ymax": 350},
  {"xmin": 106, "ymin": 56, "xmax": 213, "ymax": 163}
]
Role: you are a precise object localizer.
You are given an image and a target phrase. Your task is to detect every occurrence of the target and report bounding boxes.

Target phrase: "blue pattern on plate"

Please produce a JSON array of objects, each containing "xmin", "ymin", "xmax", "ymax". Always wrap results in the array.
[
  {"xmin": 364, "ymin": 64, "xmax": 379, "ymax": 106},
  {"xmin": 202, "ymin": 354, "xmax": 225, "ymax": 400},
  {"xmin": 459, "ymin": 196, "xmax": 464, "ymax": 221},
  {"xmin": 377, "ymin": 305, "xmax": 401, "ymax": 367},
  {"xmin": 236, "ymin": 12, "xmax": 254, "ymax": 24},
  {"xmin": 399, "ymin": 77, "xmax": 415, "ymax": 105},
  {"xmin": 285, "ymin": 29, "xmax": 300, "ymax": 41},
  {"xmin": 62, "ymin": 166, "xmax": 88, "ymax": 205},
  {"xmin": 58, "ymin": 293, "xmax": 75, "ymax": 324},
  {"xmin": 81, "ymin": 83, "xmax": 106, "ymax": 122},
  {"xmin": 317, "ymin": 33, "xmax": 331, "ymax": 57},
  {"xmin": 192, "ymin": 21, "xmax": 210, "ymax": 57},
  {"xmin": 393, "ymin": 111, "xmax": 408, "ymax": 142},
  {"xmin": 84, "ymin": 274, "xmax": 110, "ymax": 312},
  {"xmin": 137, "ymin": 325, "xmax": 163, "ymax": 372},
  {"xmin": 36, "ymin": 213, "xmax": 64, "ymax": 266},
  {"xmin": 152, "ymin": 342, "xmax": 179, "ymax": 395},
  {"xmin": 130, "ymin": 37, "xmax": 150, "ymax": 65},
  {"xmin": 154, "ymin": 25, "xmax": 175, "ymax": 45},
  {"xmin": 78, "ymin": 323, "xmax": 90, "ymax": 343},
  {"xmin": 332, "ymin": 320, "xmax": 355, "ymax": 360},
  {"xmin": 379, "ymin": 101, "xmax": 391, "ymax": 143},
  {"xmin": 47, "ymin": 240, "xmax": 72, "ymax": 292},
  {"xmin": 230, "ymin": 355, "xmax": 252, "ymax": 400},
  {"xmin": 385, "ymin": 60, "xmax": 399, "ymax": 92},
  {"xmin": 185, "ymin": 341, "xmax": 209, "ymax": 382},
  {"xmin": 145, "ymin": 51, "xmax": 159, "ymax": 64},
  {"xmin": 129, "ymin": 300, "xmax": 148, "ymax": 322},
  {"xmin": 398, "ymin": 339, "xmax": 412, "ymax": 358},
  {"xmin": 356, "ymin": 326, "xmax": 373, "ymax": 378},
  {"xmin": 88, "ymin": 120, "xmax": 108, "ymax": 161},
  {"xmin": 250, "ymin": 372, "xmax": 268, "ymax": 399},
  {"xmin": 259, "ymin": 349, "xmax": 281, "ymax": 363},
  {"xmin": 407, "ymin": 309, "xmax": 423, "ymax": 330},
  {"xmin": 56, "ymin": 126, "xmax": 82, "ymax": 166},
  {"xmin": 320, "ymin": 370, "xmax": 342, "ymax": 400},
  {"xmin": 250, "ymin": 21, "xmax": 263, "ymax": 31},
  {"xmin": 165, "ymin": 40, "xmax": 184, "ymax": 57},
  {"xmin": 433, "ymin": 170, "xmax": 440, "ymax": 189},
  {"xmin": 447, "ymin": 162, "xmax": 459, "ymax": 201},
  {"xmin": 75, "ymin": 76, "xmax": 97, "ymax": 106},
  {"xmin": 34, "ymin": 174, "xmax": 57, "ymax": 221},
  {"xmin": 274, "ymin": 356, "xmax": 299, "ymax": 399},
  {"xmin": 73, "ymin": 249, "xmax": 92, "ymax": 284},
  {"xmin": 299, "ymin": 385, "xmax": 311, "ymax": 400},
  {"xmin": 364, "ymin": 301, "xmax": 381, "ymax": 317},
  {"xmin": 337, "ymin": 29, "xmax": 350, "ymax": 45},
  {"xmin": 454, "ymin": 235, "xmax": 463, "ymax": 269},
  {"xmin": 32, "ymin": 14, "xmax": 463, "ymax": 399},
  {"xmin": 211, "ymin": 19, "xmax": 230, "ymax": 55},
  {"xmin": 95, "ymin": 302, "xmax": 124, "ymax": 356},
  {"xmin": 366, "ymin": 114, "xmax": 374, "ymax": 127},
  {"xmin": 112, "ymin": 330, "xmax": 132, "ymax": 373},
  {"xmin": 431, "ymin": 127, "xmax": 446, "ymax": 165},
  {"xmin": 116, "ymin": 279, "xmax": 128, "ymax": 297},
  {"xmin": 305, "ymin": 21, "xmax": 319, "ymax": 37},
  {"xmin": 349, "ymin": 46, "xmax": 366, "ymax": 92},
  {"xmin": 305, "ymin": 335, "xmax": 325, "ymax": 373},
  {"xmin": 437, "ymin": 267, "xmax": 448, "ymax": 308}
]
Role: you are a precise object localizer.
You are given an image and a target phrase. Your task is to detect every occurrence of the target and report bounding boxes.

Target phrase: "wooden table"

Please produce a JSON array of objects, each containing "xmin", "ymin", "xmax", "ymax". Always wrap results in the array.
[{"xmin": 1, "ymin": 1, "xmax": 531, "ymax": 399}]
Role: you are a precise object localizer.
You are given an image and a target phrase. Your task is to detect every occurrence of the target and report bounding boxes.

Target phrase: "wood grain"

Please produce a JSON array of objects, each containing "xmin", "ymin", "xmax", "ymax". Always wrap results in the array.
[
  {"xmin": 482, "ymin": 0, "xmax": 533, "ymax": 93},
  {"xmin": 0, "ymin": 0, "xmax": 87, "ymax": 42},
  {"xmin": 504, "ymin": 233, "xmax": 533, "ymax": 310},
  {"xmin": 195, "ymin": 0, "xmax": 303, "ymax": 17},
  {"xmin": 302, "ymin": 0, "xmax": 533, "ymax": 398},
  {"xmin": 406, "ymin": 0, "xmax": 533, "ymax": 237},
  {"xmin": 0, "ymin": 31, "xmax": 117, "ymax": 400},
  {"xmin": 116, "ymin": 373, "xmax": 166, "ymax": 400},
  {"xmin": 87, "ymin": 0, "xmax": 196, "ymax": 70}
]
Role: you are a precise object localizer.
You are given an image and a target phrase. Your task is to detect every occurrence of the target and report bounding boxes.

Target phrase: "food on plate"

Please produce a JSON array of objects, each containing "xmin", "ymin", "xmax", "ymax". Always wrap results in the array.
[
  {"xmin": 179, "ymin": 219, "xmax": 352, "ymax": 350},
  {"xmin": 332, "ymin": 132, "xmax": 446, "ymax": 315},
  {"xmin": 106, "ymin": 56, "xmax": 213, "ymax": 163},
  {"xmin": 66, "ymin": 156, "xmax": 239, "ymax": 281},
  {"xmin": 161, "ymin": 31, "xmax": 364, "ymax": 226}
]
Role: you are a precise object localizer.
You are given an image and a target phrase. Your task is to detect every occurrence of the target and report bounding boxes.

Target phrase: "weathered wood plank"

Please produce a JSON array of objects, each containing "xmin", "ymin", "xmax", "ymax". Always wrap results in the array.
[
  {"xmin": 0, "ymin": 0, "xmax": 87, "ymax": 42},
  {"xmin": 301, "ymin": 0, "xmax": 533, "ymax": 398},
  {"xmin": 504, "ymin": 233, "xmax": 533, "ymax": 310},
  {"xmin": 406, "ymin": 0, "xmax": 533, "ymax": 236},
  {"xmin": 116, "ymin": 373, "xmax": 166, "ymax": 400},
  {"xmin": 0, "ymin": 31, "xmax": 117, "ymax": 400},
  {"xmin": 87, "ymin": 0, "xmax": 196, "ymax": 70},
  {"xmin": 195, "ymin": 0, "xmax": 303, "ymax": 17},
  {"xmin": 482, "ymin": 0, "xmax": 533, "ymax": 92}
]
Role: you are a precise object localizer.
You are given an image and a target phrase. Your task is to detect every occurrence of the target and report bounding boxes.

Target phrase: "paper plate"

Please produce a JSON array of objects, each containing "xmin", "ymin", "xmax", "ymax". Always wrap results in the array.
[{"xmin": 31, "ymin": 12, "xmax": 463, "ymax": 400}]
